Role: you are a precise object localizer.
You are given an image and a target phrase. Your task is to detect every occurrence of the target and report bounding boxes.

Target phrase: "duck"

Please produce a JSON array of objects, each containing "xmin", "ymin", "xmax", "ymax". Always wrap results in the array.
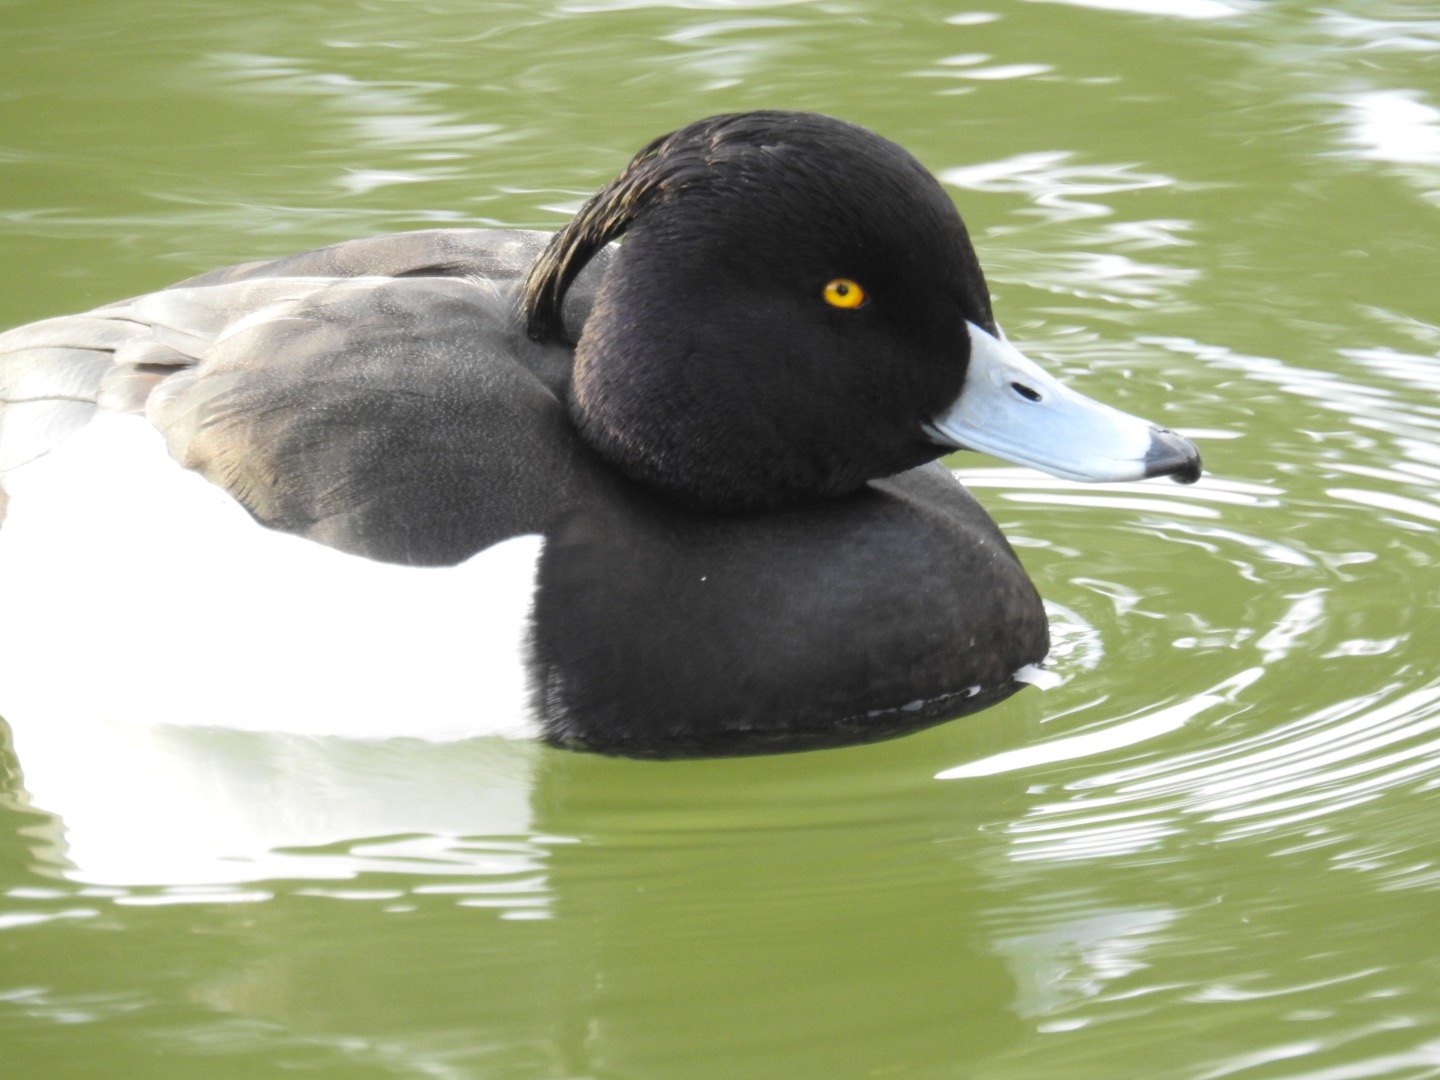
[{"xmin": 0, "ymin": 110, "xmax": 1200, "ymax": 758}]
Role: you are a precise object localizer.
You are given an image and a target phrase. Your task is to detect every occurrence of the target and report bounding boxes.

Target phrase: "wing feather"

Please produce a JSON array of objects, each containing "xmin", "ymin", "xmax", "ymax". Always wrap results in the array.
[{"xmin": 0, "ymin": 228, "xmax": 612, "ymax": 556}]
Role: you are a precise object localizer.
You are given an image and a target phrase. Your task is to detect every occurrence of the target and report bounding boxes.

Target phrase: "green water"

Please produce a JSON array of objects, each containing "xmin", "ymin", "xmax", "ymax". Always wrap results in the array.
[{"xmin": 4, "ymin": 0, "xmax": 1440, "ymax": 1076}]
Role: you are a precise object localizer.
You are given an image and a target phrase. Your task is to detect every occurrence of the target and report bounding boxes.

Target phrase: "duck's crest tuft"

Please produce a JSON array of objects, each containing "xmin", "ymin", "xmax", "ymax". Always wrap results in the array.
[{"xmin": 521, "ymin": 111, "xmax": 830, "ymax": 344}]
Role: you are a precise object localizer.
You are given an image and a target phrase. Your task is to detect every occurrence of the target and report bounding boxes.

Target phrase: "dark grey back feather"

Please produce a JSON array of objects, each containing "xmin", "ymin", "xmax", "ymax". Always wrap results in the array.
[{"xmin": 0, "ymin": 228, "xmax": 612, "ymax": 560}]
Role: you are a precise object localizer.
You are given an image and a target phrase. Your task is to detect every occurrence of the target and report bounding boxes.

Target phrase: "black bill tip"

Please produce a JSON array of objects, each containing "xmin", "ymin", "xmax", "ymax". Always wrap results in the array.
[{"xmin": 1146, "ymin": 427, "xmax": 1203, "ymax": 485}]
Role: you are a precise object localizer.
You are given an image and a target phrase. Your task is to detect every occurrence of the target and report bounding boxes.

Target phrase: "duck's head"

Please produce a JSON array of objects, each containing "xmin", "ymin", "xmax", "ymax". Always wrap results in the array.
[{"xmin": 524, "ymin": 111, "xmax": 1200, "ymax": 511}]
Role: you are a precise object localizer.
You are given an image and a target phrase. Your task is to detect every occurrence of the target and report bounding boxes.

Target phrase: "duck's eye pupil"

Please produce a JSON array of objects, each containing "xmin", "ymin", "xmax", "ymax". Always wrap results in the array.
[{"xmin": 823, "ymin": 278, "xmax": 867, "ymax": 309}]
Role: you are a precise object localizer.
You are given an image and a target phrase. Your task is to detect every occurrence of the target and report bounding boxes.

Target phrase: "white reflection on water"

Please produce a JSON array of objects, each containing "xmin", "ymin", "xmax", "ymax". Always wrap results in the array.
[
  {"xmin": 945, "ymin": 677, "xmax": 1440, "ymax": 862},
  {"xmin": 1312, "ymin": 11, "xmax": 1440, "ymax": 54},
  {"xmin": 657, "ymin": 15, "xmax": 803, "ymax": 88},
  {"xmin": 1345, "ymin": 345, "xmax": 1440, "ymax": 396},
  {"xmin": 991, "ymin": 904, "xmax": 1177, "ymax": 1020},
  {"xmin": 938, "ymin": 153, "xmax": 1200, "ymax": 311},
  {"xmin": 1149, "ymin": 336, "xmax": 1440, "ymax": 446},
  {"xmin": 1020, "ymin": 0, "xmax": 1244, "ymax": 19},
  {"xmin": 937, "ymin": 668, "xmax": 1260, "ymax": 781},
  {"xmin": 8, "ymin": 723, "xmax": 553, "ymax": 908},
  {"xmin": 1045, "ymin": 599, "xmax": 1106, "ymax": 673},
  {"xmin": 1255, "ymin": 589, "xmax": 1326, "ymax": 664},
  {"xmin": 1341, "ymin": 89, "xmax": 1440, "ymax": 166},
  {"xmin": 208, "ymin": 51, "xmax": 508, "ymax": 157},
  {"xmin": 914, "ymin": 54, "xmax": 1054, "ymax": 82},
  {"xmin": 940, "ymin": 152, "xmax": 1176, "ymax": 223},
  {"xmin": 1095, "ymin": 683, "xmax": 1440, "ymax": 828},
  {"xmin": 960, "ymin": 467, "xmax": 1278, "ymax": 515},
  {"xmin": 1328, "ymin": 486, "xmax": 1440, "ymax": 529},
  {"xmin": 1168, "ymin": 522, "xmax": 1316, "ymax": 575},
  {"xmin": 557, "ymin": 0, "xmax": 805, "ymax": 13}
]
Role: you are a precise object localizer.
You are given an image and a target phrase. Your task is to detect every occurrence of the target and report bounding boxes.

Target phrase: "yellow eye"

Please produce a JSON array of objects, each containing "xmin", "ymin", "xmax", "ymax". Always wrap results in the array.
[{"xmin": 822, "ymin": 278, "xmax": 867, "ymax": 309}]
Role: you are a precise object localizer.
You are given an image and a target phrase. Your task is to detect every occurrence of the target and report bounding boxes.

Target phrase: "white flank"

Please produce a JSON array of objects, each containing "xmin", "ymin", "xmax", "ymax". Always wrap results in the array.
[{"xmin": 0, "ymin": 415, "xmax": 545, "ymax": 742}]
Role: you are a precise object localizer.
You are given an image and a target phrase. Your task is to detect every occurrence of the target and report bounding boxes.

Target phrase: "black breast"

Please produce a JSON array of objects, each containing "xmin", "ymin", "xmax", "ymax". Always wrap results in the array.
[{"xmin": 528, "ymin": 462, "xmax": 1049, "ymax": 756}]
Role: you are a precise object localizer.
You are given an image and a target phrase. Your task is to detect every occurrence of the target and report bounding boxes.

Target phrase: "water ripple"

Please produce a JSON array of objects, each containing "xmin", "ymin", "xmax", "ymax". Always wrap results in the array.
[
  {"xmin": 940, "ymin": 152, "xmax": 1178, "ymax": 224},
  {"xmin": 1021, "ymin": 0, "xmax": 1245, "ymax": 19},
  {"xmin": 944, "ymin": 315, "xmax": 1440, "ymax": 871},
  {"xmin": 945, "ymin": 672, "xmax": 1440, "ymax": 865}
]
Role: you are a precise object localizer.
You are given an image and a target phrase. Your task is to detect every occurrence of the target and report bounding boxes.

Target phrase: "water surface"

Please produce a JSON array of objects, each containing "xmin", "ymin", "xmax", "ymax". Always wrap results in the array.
[{"xmin": 4, "ymin": 1, "xmax": 1440, "ymax": 1076}]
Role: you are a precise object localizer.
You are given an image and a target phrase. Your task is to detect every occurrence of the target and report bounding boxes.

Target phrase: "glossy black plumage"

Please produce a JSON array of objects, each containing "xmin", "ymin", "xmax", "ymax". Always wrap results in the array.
[{"xmin": 0, "ymin": 111, "xmax": 1202, "ymax": 755}]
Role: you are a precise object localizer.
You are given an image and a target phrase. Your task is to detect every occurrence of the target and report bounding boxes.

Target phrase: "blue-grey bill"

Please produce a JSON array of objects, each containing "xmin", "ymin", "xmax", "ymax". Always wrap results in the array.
[{"xmin": 924, "ymin": 323, "xmax": 1202, "ymax": 485}]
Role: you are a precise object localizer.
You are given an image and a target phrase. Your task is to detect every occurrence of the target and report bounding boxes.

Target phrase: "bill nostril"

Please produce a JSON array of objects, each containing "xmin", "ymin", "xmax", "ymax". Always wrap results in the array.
[{"xmin": 1011, "ymin": 382, "xmax": 1042, "ymax": 402}]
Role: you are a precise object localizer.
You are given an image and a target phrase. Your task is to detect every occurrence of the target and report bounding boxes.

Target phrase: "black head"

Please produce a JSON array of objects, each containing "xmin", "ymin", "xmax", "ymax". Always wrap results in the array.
[{"xmin": 523, "ymin": 111, "xmax": 996, "ymax": 512}]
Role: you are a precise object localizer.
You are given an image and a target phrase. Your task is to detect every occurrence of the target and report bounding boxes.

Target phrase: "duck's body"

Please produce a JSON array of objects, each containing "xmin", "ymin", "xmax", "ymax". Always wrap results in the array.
[{"xmin": 0, "ymin": 112, "xmax": 1199, "ymax": 757}]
